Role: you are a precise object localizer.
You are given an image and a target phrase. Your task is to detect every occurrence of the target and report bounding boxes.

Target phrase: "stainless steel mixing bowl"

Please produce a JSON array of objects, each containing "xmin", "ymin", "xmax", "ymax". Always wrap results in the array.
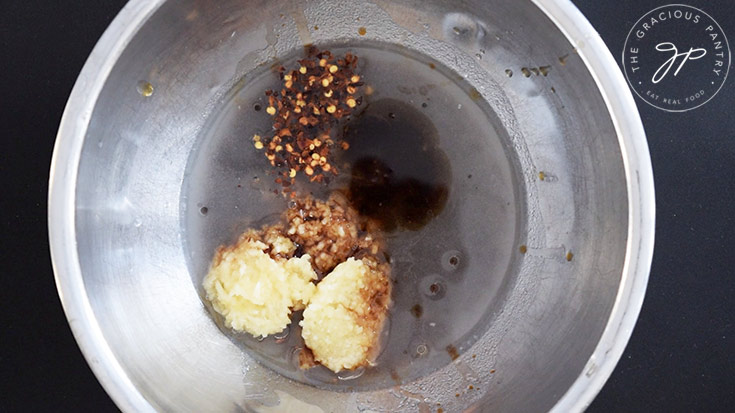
[{"xmin": 49, "ymin": 0, "xmax": 655, "ymax": 411}]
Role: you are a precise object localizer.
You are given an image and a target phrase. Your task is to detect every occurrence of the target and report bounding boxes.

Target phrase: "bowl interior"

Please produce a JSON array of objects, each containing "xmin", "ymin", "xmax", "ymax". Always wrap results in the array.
[{"xmin": 67, "ymin": 0, "xmax": 628, "ymax": 411}]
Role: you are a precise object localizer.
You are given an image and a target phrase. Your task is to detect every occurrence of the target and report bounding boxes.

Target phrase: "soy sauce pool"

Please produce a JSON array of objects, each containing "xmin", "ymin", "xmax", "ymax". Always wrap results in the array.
[
  {"xmin": 342, "ymin": 98, "xmax": 451, "ymax": 233},
  {"xmin": 182, "ymin": 42, "xmax": 521, "ymax": 390}
]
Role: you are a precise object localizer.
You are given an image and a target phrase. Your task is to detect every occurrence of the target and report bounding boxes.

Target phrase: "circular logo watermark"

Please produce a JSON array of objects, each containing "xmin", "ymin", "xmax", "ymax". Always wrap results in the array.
[{"xmin": 623, "ymin": 4, "xmax": 731, "ymax": 112}]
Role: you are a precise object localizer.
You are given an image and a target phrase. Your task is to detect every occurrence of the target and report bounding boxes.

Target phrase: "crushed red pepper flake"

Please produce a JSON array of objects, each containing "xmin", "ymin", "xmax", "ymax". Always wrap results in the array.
[{"xmin": 253, "ymin": 47, "xmax": 363, "ymax": 186}]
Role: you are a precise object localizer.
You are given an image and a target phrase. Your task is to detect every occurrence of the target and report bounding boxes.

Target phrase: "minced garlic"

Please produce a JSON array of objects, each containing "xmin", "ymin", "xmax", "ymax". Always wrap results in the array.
[
  {"xmin": 300, "ymin": 257, "xmax": 391, "ymax": 372},
  {"xmin": 203, "ymin": 232, "xmax": 317, "ymax": 338},
  {"xmin": 203, "ymin": 194, "xmax": 391, "ymax": 373}
]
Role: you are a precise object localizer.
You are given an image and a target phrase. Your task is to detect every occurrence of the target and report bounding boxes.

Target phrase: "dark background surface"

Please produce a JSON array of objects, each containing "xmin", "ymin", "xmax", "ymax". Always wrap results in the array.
[{"xmin": 1, "ymin": 1, "xmax": 733, "ymax": 412}]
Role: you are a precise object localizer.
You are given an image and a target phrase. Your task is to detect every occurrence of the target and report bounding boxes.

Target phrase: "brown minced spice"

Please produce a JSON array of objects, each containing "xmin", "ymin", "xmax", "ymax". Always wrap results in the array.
[
  {"xmin": 253, "ymin": 47, "xmax": 364, "ymax": 188},
  {"xmin": 285, "ymin": 192, "xmax": 384, "ymax": 274}
]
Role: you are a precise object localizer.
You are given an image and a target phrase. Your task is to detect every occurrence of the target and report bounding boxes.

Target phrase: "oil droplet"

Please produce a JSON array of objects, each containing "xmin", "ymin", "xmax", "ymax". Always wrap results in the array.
[
  {"xmin": 415, "ymin": 343, "xmax": 428, "ymax": 356},
  {"xmin": 358, "ymin": 27, "xmax": 367, "ymax": 36},
  {"xmin": 566, "ymin": 251, "xmax": 574, "ymax": 262},
  {"xmin": 538, "ymin": 171, "xmax": 545, "ymax": 181},
  {"xmin": 441, "ymin": 250, "xmax": 462, "ymax": 272},
  {"xmin": 253, "ymin": 103, "xmax": 262, "ymax": 112},
  {"xmin": 519, "ymin": 245, "xmax": 527, "ymax": 254},
  {"xmin": 185, "ymin": 10, "xmax": 199, "ymax": 21},
  {"xmin": 505, "ymin": 69, "xmax": 513, "ymax": 77},
  {"xmin": 137, "ymin": 81, "xmax": 154, "ymax": 97},
  {"xmin": 539, "ymin": 65, "xmax": 551, "ymax": 76},
  {"xmin": 469, "ymin": 87, "xmax": 481, "ymax": 101},
  {"xmin": 521, "ymin": 68, "xmax": 531, "ymax": 78},
  {"xmin": 274, "ymin": 325, "xmax": 290, "ymax": 342},
  {"xmin": 446, "ymin": 344, "xmax": 460, "ymax": 360},
  {"xmin": 410, "ymin": 304, "xmax": 423, "ymax": 318},
  {"xmin": 337, "ymin": 366, "xmax": 365, "ymax": 380},
  {"xmin": 133, "ymin": 218, "xmax": 142, "ymax": 228},
  {"xmin": 559, "ymin": 54, "xmax": 569, "ymax": 66},
  {"xmin": 420, "ymin": 275, "xmax": 446, "ymax": 300},
  {"xmin": 289, "ymin": 347, "xmax": 303, "ymax": 368},
  {"xmin": 390, "ymin": 369, "xmax": 401, "ymax": 383},
  {"xmin": 199, "ymin": 206, "xmax": 209, "ymax": 216}
]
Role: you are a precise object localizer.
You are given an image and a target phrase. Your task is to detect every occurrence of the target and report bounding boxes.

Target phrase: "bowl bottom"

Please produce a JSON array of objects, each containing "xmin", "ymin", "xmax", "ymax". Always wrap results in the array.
[{"xmin": 182, "ymin": 42, "xmax": 522, "ymax": 390}]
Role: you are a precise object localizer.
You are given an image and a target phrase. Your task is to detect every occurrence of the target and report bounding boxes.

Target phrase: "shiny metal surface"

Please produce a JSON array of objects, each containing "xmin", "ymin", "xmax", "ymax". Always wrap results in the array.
[{"xmin": 49, "ymin": 0, "xmax": 655, "ymax": 412}]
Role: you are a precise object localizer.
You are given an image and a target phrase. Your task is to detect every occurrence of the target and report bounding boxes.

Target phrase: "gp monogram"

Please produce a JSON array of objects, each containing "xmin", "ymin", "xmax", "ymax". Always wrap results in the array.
[{"xmin": 623, "ymin": 4, "xmax": 731, "ymax": 112}]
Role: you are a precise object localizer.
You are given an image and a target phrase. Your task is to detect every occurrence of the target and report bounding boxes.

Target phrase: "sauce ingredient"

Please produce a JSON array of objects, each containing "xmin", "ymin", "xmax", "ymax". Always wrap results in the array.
[
  {"xmin": 254, "ymin": 46, "xmax": 364, "ymax": 186},
  {"xmin": 203, "ymin": 229, "xmax": 317, "ymax": 338},
  {"xmin": 285, "ymin": 192, "xmax": 383, "ymax": 274},
  {"xmin": 205, "ymin": 49, "xmax": 450, "ymax": 374},
  {"xmin": 342, "ymin": 98, "xmax": 450, "ymax": 232},
  {"xmin": 300, "ymin": 257, "xmax": 391, "ymax": 372},
  {"xmin": 203, "ymin": 193, "xmax": 391, "ymax": 372}
]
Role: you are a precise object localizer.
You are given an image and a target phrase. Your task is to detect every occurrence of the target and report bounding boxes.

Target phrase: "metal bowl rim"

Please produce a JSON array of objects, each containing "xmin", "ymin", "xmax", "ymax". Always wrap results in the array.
[{"xmin": 48, "ymin": 1, "xmax": 655, "ymax": 411}]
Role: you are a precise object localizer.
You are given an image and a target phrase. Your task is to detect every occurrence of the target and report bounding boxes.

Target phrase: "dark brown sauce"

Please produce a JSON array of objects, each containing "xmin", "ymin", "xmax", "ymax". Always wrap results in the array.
[
  {"xmin": 446, "ymin": 344, "xmax": 460, "ymax": 361},
  {"xmin": 410, "ymin": 304, "xmax": 423, "ymax": 318},
  {"xmin": 389, "ymin": 369, "xmax": 401, "ymax": 383},
  {"xmin": 341, "ymin": 98, "xmax": 451, "ymax": 232}
]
